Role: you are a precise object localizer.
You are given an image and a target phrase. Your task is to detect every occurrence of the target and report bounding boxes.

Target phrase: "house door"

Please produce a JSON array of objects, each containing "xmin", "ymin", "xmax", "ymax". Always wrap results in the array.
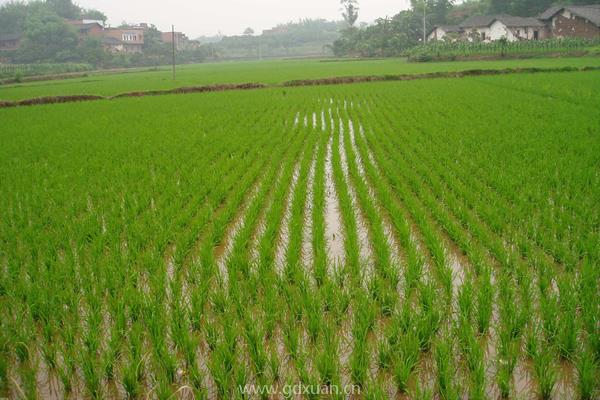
[{"xmin": 533, "ymin": 31, "xmax": 539, "ymax": 40}]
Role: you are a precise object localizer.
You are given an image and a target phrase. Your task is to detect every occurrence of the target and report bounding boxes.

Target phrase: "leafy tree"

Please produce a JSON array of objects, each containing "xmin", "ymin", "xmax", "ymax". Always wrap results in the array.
[
  {"xmin": 243, "ymin": 27, "xmax": 255, "ymax": 36},
  {"xmin": 0, "ymin": 1, "xmax": 29, "ymax": 34},
  {"xmin": 16, "ymin": 7, "xmax": 79, "ymax": 62},
  {"xmin": 340, "ymin": 0, "xmax": 359, "ymax": 27},
  {"xmin": 45, "ymin": 0, "xmax": 81, "ymax": 19},
  {"xmin": 81, "ymin": 8, "xmax": 107, "ymax": 23},
  {"xmin": 77, "ymin": 37, "xmax": 107, "ymax": 65}
]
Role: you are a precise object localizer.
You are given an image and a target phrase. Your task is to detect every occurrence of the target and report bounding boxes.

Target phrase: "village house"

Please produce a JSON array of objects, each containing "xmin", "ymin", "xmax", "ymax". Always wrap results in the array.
[
  {"xmin": 102, "ymin": 28, "xmax": 145, "ymax": 53},
  {"xmin": 458, "ymin": 15, "xmax": 547, "ymax": 42},
  {"xmin": 428, "ymin": 4, "xmax": 598, "ymax": 43},
  {"xmin": 65, "ymin": 19, "xmax": 104, "ymax": 40},
  {"xmin": 427, "ymin": 25, "xmax": 461, "ymax": 41},
  {"xmin": 0, "ymin": 33, "xmax": 21, "ymax": 51},
  {"xmin": 160, "ymin": 31, "xmax": 190, "ymax": 50},
  {"xmin": 539, "ymin": 5, "xmax": 600, "ymax": 39}
]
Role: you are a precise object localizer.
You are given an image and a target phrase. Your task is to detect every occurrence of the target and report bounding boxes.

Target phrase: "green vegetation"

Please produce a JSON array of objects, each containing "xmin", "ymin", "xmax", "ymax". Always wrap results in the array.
[
  {"xmin": 0, "ymin": 67, "xmax": 599, "ymax": 399},
  {"xmin": 2, "ymin": 56, "xmax": 600, "ymax": 101},
  {"xmin": 0, "ymin": 62, "xmax": 93, "ymax": 80},
  {"xmin": 407, "ymin": 37, "xmax": 600, "ymax": 62}
]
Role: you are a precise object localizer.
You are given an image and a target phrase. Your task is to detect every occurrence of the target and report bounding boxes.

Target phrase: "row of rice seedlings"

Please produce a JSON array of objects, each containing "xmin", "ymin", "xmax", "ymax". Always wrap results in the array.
[
  {"xmin": 340, "ymin": 114, "xmax": 395, "ymax": 289},
  {"xmin": 368, "ymin": 107, "xmax": 512, "ymax": 272},
  {"xmin": 311, "ymin": 130, "xmax": 329, "ymax": 286},
  {"xmin": 257, "ymin": 120, "xmax": 318, "ymax": 276},
  {"xmin": 348, "ymin": 115, "xmax": 424, "ymax": 296},
  {"xmin": 226, "ymin": 127, "xmax": 309, "ymax": 280},
  {"xmin": 204, "ymin": 124, "xmax": 314, "ymax": 395},
  {"xmin": 19, "ymin": 100, "xmax": 300, "ymax": 396},
  {"xmin": 16, "ymin": 148, "xmax": 274, "ymax": 398},
  {"xmin": 404, "ymin": 118, "xmax": 565, "ymax": 280},
  {"xmin": 357, "ymin": 92, "xmax": 535, "ymax": 396},
  {"xmin": 370, "ymin": 114, "xmax": 548, "ymax": 396},
  {"xmin": 329, "ymin": 123, "xmax": 361, "ymax": 282},
  {"xmin": 284, "ymin": 132, "xmax": 319, "ymax": 280},
  {"xmin": 357, "ymin": 116, "xmax": 455, "ymax": 306},
  {"xmin": 395, "ymin": 83, "xmax": 592, "ymax": 270}
]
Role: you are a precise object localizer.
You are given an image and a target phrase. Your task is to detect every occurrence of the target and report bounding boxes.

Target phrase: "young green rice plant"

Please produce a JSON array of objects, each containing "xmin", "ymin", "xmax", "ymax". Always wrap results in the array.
[
  {"xmin": 434, "ymin": 336, "xmax": 459, "ymax": 400},
  {"xmin": 393, "ymin": 329, "xmax": 420, "ymax": 393},
  {"xmin": 268, "ymin": 343, "xmax": 280, "ymax": 383},
  {"xmin": 475, "ymin": 267, "xmax": 493, "ymax": 335},
  {"xmin": 0, "ymin": 330, "xmax": 8, "ymax": 396},
  {"xmin": 304, "ymin": 289, "xmax": 322, "ymax": 343},
  {"xmin": 576, "ymin": 345, "xmax": 598, "ymax": 400},
  {"xmin": 81, "ymin": 352, "xmax": 101, "ymax": 399},
  {"xmin": 350, "ymin": 326, "xmax": 369, "ymax": 387},
  {"xmin": 540, "ymin": 290, "xmax": 559, "ymax": 346},
  {"xmin": 555, "ymin": 273, "xmax": 578, "ymax": 360},
  {"xmin": 416, "ymin": 283, "xmax": 442, "ymax": 351},
  {"xmin": 368, "ymin": 276, "xmax": 396, "ymax": 317},
  {"xmin": 457, "ymin": 277, "xmax": 474, "ymax": 323},
  {"xmin": 243, "ymin": 314, "xmax": 267, "ymax": 378},
  {"xmin": 316, "ymin": 321, "xmax": 340, "ymax": 387},
  {"xmin": 282, "ymin": 313, "xmax": 300, "ymax": 361},
  {"xmin": 377, "ymin": 337, "xmax": 392, "ymax": 372},
  {"xmin": 532, "ymin": 338, "xmax": 557, "ymax": 400},
  {"xmin": 362, "ymin": 378, "xmax": 386, "ymax": 400},
  {"xmin": 460, "ymin": 323, "xmax": 485, "ymax": 400}
]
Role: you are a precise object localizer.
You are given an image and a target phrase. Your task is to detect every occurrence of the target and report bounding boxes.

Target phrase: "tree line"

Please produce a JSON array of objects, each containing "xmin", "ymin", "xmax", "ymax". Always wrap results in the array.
[{"xmin": 0, "ymin": 0, "xmax": 208, "ymax": 67}]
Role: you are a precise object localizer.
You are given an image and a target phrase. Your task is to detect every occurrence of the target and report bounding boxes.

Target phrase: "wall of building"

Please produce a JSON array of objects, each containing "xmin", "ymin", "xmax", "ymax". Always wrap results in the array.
[
  {"xmin": 103, "ymin": 29, "xmax": 144, "ymax": 45},
  {"xmin": 552, "ymin": 10, "xmax": 600, "ymax": 39},
  {"xmin": 488, "ymin": 21, "xmax": 515, "ymax": 41},
  {"xmin": 428, "ymin": 28, "xmax": 446, "ymax": 41}
]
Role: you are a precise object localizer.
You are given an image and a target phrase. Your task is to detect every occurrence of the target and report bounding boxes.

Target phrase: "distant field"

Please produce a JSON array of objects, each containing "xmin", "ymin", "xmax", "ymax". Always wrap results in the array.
[
  {"xmin": 1, "ymin": 56, "xmax": 600, "ymax": 100},
  {"xmin": 1, "ymin": 70, "xmax": 599, "ymax": 399}
]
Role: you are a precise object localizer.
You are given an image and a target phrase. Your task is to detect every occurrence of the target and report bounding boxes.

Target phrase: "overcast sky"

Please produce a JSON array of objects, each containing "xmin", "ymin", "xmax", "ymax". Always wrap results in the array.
[{"xmin": 1, "ymin": 0, "xmax": 413, "ymax": 38}]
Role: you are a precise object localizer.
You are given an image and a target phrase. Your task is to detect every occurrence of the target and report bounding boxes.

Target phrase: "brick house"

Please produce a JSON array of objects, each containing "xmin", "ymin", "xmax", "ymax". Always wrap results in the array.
[
  {"xmin": 539, "ymin": 5, "xmax": 600, "ymax": 39},
  {"xmin": 0, "ymin": 33, "xmax": 21, "ymax": 51},
  {"xmin": 65, "ymin": 20, "xmax": 104, "ymax": 40},
  {"xmin": 102, "ymin": 28, "xmax": 145, "ymax": 53},
  {"xmin": 160, "ymin": 31, "xmax": 189, "ymax": 50}
]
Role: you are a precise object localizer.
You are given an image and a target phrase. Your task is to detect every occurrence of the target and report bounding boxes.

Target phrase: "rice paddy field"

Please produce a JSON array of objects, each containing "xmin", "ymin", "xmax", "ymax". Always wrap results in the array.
[
  {"xmin": 0, "ymin": 60, "xmax": 599, "ymax": 400},
  {"xmin": 2, "ymin": 56, "xmax": 600, "ymax": 100}
]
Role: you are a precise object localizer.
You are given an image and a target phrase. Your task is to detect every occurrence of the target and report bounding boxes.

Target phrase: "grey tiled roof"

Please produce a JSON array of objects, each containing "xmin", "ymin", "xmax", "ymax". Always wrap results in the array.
[
  {"xmin": 460, "ymin": 14, "xmax": 545, "ymax": 28},
  {"xmin": 0, "ymin": 33, "xmax": 21, "ymax": 41},
  {"xmin": 498, "ymin": 16, "xmax": 546, "ymax": 28},
  {"xmin": 539, "ymin": 5, "xmax": 600, "ymax": 26},
  {"xmin": 459, "ymin": 15, "xmax": 500, "ymax": 28}
]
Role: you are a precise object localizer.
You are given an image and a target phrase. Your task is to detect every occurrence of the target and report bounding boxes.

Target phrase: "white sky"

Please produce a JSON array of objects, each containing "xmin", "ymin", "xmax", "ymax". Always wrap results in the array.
[{"xmin": 0, "ymin": 0, "xmax": 412, "ymax": 38}]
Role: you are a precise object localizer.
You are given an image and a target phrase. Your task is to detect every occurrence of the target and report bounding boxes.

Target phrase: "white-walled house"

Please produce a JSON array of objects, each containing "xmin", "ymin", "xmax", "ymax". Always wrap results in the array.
[
  {"xmin": 429, "ymin": 15, "xmax": 549, "ymax": 43},
  {"xmin": 459, "ymin": 15, "xmax": 548, "ymax": 42},
  {"xmin": 427, "ymin": 25, "xmax": 461, "ymax": 41},
  {"xmin": 428, "ymin": 6, "xmax": 597, "ymax": 43}
]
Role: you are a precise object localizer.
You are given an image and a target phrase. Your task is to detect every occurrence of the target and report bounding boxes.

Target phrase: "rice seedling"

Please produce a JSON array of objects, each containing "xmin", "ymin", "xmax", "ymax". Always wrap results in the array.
[
  {"xmin": 434, "ymin": 336, "xmax": 460, "ymax": 400},
  {"xmin": 393, "ymin": 329, "xmax": 420, "ymax": 393},
  {"xmin": 531, "ymin": 336, "xmax": 557, "ymax": 400},
  {"xmin": 576, "ymin": 346, "xmax": 598, "ymax": 400}
]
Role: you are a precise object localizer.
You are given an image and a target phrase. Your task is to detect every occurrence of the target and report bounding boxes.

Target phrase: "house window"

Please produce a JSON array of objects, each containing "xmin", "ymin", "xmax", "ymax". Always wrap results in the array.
[{"xmin": 534, "ymin": 31, "xmax": 539, "ymax": 40}]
